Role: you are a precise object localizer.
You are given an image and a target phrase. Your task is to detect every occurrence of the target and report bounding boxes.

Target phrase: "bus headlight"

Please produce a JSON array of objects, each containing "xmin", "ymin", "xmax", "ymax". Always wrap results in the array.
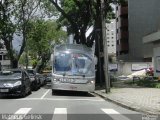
[
  {"xmin": 87, "ymin": 80, "xmax": 95, "ymax": 84},
  {"xmin": 52, "ymin": 78, "xmax": 60, "ymax": 82}
]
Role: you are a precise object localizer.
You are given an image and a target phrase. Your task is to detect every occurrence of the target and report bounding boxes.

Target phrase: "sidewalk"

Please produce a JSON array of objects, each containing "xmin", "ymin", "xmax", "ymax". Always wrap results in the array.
[{"xmin": 94, "ymin": 81, "xmax": 160, "ymax": 114}]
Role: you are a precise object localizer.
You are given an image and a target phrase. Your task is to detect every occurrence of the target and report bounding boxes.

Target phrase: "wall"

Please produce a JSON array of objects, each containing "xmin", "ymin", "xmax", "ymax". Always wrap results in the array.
[
  {"xmin": 109, "ymin": 62, "xmax": 152, "ymax": 76},
  {"xmin": 153, "ymin": 47, "xmax": 160, "ymax": 77}
]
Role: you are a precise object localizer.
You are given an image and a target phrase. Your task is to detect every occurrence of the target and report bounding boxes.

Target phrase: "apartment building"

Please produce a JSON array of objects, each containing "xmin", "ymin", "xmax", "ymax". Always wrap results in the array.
[
  {"xmin": 106, "ymin": 19, "xmax": 116, "ymax": 55},
  {"xmin": 116, "ymin": 1, "xmax": 129, "ymax": 61},
  {"xmin": 116, "ymin": 0, "xmax": 160, "ymax": 62}
]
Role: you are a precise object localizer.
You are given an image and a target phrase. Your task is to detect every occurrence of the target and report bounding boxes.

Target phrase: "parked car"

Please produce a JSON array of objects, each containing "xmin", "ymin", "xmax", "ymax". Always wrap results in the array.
[
  {"xmin": 36, "ymin": 73, "xmax": 46, "ymax": 86},
  {"xmin": 26, "ymin": 69, "xmax": 41, "ymax": 90},
  {"xmin": 45, "ymin": 73, "xmax": 52, "ymax": 83},
  {"xmin": 0, "ymin": 69, "xmax": 32, "ymax": 97}
]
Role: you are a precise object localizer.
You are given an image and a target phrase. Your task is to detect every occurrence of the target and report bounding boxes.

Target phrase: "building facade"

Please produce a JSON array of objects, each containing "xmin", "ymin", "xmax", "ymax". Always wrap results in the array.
[
  {"xmin": 116, "ymin": 1, "xmax": 129, "ymax": 61},
  {"xmin": 106, "ymin": 19, "xmax": 116, "ymax": 55},
  {"xmin": 116, "ymin": 0, "xmax": 160, "ymax": 62}
]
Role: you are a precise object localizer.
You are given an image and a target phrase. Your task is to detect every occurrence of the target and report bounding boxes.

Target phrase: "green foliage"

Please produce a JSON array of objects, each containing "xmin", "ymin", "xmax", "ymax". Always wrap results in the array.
[
  {"xmin": 27, "ymin": 19, "xmax": 67, "ymax": 54},
  {"xmin": 125, "ymin": 79, "xmax": 160, "ymax": 88},
  {"xmin": 26, "ymin": 19, "xmax": 67, "ymax": 70},
  {"xmin": 0, "ymin": 0, "xmax": 47, "ymax": 68},
  {"xmin": 43, "ymin": 0, "xmax": 121, "ymax": 46},
  {"xmin": 40, "ymin": 0, "xmax": 59, "ymax": 18},
  {"xmin": 155, "ymin": 83, "xmax": 160, "ymax": 88},
  {"xmin": 19, "ymin": 53, "xmax": 26, "ymax": 65}
]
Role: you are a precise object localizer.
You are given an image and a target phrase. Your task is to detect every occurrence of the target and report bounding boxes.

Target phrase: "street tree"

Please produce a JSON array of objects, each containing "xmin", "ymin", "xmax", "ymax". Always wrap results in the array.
[
  {"xmin": 26, "ymin": 19, "xmax": 67, "ymax": 72},
  {"xmin": 42, "ymin": 0, "xmax": 124, "ymax": 84},
  {"xmin": 0, "ymin": 0, "xmax": 42, "ymax": 68}
]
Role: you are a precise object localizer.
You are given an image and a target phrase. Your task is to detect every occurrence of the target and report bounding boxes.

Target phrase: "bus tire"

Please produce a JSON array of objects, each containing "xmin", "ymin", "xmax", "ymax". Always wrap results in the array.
[{"xmin": 52, "ymin": 90, "xmax": 56, "ymax": 95}]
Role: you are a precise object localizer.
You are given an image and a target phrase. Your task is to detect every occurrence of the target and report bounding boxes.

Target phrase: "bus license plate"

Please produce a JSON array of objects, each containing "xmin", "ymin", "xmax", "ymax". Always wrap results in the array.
[
  {"xmin": 0, "ymin": 89, "xmax": 9, "ymax": 93},
  {"xmin": 70, "ymin": 86, "xmax": 77, "ymax": 90}
]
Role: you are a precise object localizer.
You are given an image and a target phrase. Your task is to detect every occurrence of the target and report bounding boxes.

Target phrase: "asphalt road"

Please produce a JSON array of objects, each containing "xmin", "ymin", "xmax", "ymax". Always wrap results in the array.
[{"xmin": 0, "ymin": 83, "xmax": 146, "ymax": 120}]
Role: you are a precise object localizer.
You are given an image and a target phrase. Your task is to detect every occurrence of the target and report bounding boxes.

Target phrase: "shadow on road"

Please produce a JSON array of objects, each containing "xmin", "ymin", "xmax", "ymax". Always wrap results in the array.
[
  {"xmin": 42, "ymin": 82, "xmax": 95, "ymax": 97},
  {"xmin": 52, "ymin": 90, "xmax": 95, "ymax": 97},
  {"xmin": 42, "ymin": 82, "xmax": 51, "ymax": 89},
  {"xmin": 0, "ymin": 93, "xmax": 31, "ymax": 99}
]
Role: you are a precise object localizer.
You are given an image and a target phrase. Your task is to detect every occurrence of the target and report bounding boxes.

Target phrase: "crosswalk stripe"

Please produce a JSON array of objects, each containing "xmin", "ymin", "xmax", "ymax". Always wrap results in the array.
[
  {"xmin": 6, "ymin": 108, "xmax": 32, "ymax": 120},
  {"xmin": 54, "ymin": 108, "xmax": 67, "ymax": 114},
  {"xmin": 101, "ymin": 109, "xmax": 120, "ymax": 114},
  {"xmin": 15, "ymin": 108, "xmax": 32, "ymax": 114},
  {"xmin": 52, "ymin": 108, "xmax": 67, "ymax": 120},
  {"xmin": 101, "ymin": 109, "xmax": 131, "ymax": 120}
]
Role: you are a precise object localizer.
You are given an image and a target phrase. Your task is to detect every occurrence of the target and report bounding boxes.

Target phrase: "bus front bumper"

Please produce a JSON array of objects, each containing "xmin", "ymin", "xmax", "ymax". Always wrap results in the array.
[{"xmin": 51, "ymin": 82, "xmax": 95, "ymax": 92}]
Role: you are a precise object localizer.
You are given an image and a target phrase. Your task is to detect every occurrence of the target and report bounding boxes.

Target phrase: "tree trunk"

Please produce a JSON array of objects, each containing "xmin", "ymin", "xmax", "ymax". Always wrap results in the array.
[
  {"xmin": 94, "ymin": 0, "xmax": 105, "ymax": 86},
  {"xmin": 11, "ymin": 58, "xmax": 18, "ymax": 68}
]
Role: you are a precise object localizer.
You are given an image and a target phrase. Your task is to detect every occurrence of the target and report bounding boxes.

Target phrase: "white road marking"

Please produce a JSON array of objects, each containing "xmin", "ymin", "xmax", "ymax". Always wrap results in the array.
[
  {"xmin": 6, "ymin": 108, "xmax": 31, "ymax": 120},
  {"xmin": 101, "ymin": 109, "xmax": 131, "ymax": 120},
  {"xmin": 15, "ymin": 108, "xmax": 32, "ymax": 114},
  {"xmin": 16, "ymin": 98, "xmax": 104, "ymax": 101},
  {"xmin": 52, "ymin": 108, "xmax": 67, "ymax": 120},
  {"xmin": 40, "ymin": 89, "xmax": 50, "ymax": 99},
  {"xmin": 101, "ymin": 109, "xmax": 120, "ymax": 114},
  {"xmin": 54, "ymin": 108, "xmax": 67, "ymax": 114}
]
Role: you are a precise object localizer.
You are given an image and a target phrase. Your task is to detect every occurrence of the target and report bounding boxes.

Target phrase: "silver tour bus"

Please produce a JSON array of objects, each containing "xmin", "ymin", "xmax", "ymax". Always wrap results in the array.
[{"xmin": 51, "ymin": 44, "xmax": 96, "ymax": 94}]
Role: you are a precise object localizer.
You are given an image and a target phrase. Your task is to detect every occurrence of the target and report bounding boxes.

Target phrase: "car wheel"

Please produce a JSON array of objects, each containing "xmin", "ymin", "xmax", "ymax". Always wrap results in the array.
[
  {"xmin": 28, "ymin": 87, "xmax": 32, "ymax": 95},
  {"xmin": 20, "ymin": 87, "xmax": 26, "ymax": 98}
]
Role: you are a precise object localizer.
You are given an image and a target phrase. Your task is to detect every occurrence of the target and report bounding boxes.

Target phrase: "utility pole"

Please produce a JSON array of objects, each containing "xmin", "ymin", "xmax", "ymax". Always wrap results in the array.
[
  {"xmin": 101, "ymin": 0, "xmax": 110, "ymax": 93},
  {"xmin": 25, "ymin": 44, "xmax": 28, "ymax": 69}
]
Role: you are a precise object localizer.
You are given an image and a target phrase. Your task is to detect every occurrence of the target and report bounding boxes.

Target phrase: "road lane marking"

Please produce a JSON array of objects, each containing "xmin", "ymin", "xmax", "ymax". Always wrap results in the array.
[
  {"xmin": 52, "ymin": 108, "xmax": 67, "ymax": 120},
  {"xmin": 101, "ymin": 109, "xmax": 130, "ymax": 120},
  {"xmin": 40, "ymin": 89, "xmax": 50, "ymax": 99},
  {"xmin": 16, "ymin": 98, "xmax": 104, "ymax": 101}
]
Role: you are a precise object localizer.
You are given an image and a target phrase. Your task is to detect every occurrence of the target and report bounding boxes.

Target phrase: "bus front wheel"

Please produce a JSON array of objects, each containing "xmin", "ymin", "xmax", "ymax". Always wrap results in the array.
[{"xmin": 52, "ymin": 90, "xmax": 57, "ymax": 95}]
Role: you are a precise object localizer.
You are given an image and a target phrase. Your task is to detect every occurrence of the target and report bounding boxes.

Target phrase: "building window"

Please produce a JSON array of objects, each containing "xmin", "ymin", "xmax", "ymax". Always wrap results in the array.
[
  {"xmin": 116, "ymin": 29, "xmax": 119, "ymax": 33},
  {"xmin": 116, "ymin": 6, "xmax": 118, "ymax": 10},
  {"xmin": 0, "ymin": 55, "xmax": 2, "ymax": 60},
  {"xmin": 117, "ymin": 40, "xmax": 120, "ymax": 45},
  {"xmin": 116, "ymin": 18, "xmax": 118, "ymax": 22}
]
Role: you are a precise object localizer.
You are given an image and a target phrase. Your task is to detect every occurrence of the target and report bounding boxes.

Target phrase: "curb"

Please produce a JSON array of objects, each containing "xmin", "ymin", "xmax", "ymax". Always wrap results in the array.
[{"xmin": 94, "ymin": 91, "xmax": 159, "ymax": 115}]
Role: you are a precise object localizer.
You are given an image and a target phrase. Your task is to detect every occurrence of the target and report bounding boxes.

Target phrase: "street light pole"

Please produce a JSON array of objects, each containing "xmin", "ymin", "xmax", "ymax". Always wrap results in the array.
[{"xmin": 101, "ymin": 0, "xmax": 110, "ymax": 93}]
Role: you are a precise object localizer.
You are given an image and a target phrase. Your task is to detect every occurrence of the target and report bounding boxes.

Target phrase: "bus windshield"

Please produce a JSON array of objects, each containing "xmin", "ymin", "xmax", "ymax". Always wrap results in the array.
[{"xmin": 54, "ymin": 52, "xmax": 94, "ymax": 76}]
